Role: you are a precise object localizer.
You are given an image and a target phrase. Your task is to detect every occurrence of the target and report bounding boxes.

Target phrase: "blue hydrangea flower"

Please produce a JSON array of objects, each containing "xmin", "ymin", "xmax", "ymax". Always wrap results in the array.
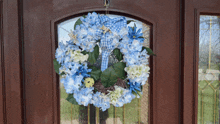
[
  {"xmin": 128, "ymin": 81, "xmax": 141, "ymax": 94},
  {"xmin": 123, "ymin": 50, "xmax": 149, "ymax": 66},
  {"xmin": 74, "ymin": 87, "xmax": 94, "ymax": 106},
  {"xmin": 60, "ymin": 75, "xmax": 84, "ymax": 93},
  {"xmin": 91, "ymin": 92, "xmax": 111, "ymax": 111},
  {"xmin": 74, "ymin": 25, "xmax": 97, "ymax": 52},
  {"xmin": 116, "ymin": 90, "xmax": 136, "ymax": 107},
  {"xmin": 67, "ymin": 62, "xmax": 81, "ymax": 75},
  {"xmin": 80, "ymin": 12, "xmax": 99, "ymax": 28},
  {"xmin": 128, "ymin": 26, "xmax": 144, "ymax": 43},
  {"xmin": 74, "ymin": 63, "xmax": 92, "ymax": 78},
  {"xmin": 55, "ymin": 42, "xmax": 67, "ymax": 64}
]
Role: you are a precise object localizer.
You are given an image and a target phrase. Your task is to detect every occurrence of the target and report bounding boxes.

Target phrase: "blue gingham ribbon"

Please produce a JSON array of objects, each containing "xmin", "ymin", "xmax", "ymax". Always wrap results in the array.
[{"xmin": 99, "ymin": 16, "xmax": 127, "ymax": 71}]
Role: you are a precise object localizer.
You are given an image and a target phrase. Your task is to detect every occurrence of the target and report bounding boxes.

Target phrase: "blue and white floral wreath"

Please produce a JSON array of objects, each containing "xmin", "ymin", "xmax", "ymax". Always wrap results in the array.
[{"xmin": 54, "ymin": 12, "xmax": 156, "ymax": 111}]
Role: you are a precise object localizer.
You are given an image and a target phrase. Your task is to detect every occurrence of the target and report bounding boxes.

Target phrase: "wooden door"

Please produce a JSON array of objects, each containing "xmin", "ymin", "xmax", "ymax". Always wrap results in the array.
[
  {"xmin": 23, "ymin": 0, "xmax": 181, "ymax": 123},
  {"xmin": 1, "ymin": 0, "xmax": 219, "ymax": 124},
  {"xmin": 2, "ymin": 0, "xmax": 180, "ymax": 124}
]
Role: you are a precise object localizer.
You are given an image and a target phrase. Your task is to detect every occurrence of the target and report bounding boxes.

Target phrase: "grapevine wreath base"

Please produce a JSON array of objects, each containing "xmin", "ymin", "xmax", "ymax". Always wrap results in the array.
[{"xmin": 54, "ymin": 12, "xmax": 156, "ymax": 111}]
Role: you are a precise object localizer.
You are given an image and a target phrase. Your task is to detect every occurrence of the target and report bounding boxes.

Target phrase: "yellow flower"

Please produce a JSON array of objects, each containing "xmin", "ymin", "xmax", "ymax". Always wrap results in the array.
[
  {"xmin": 84, "ymin": 78, "xmax": 95, "ymax": 88},
  {"xmin": 68, "ymin": 30, "xmax": 78, "ymax": 43},
  {"xmin": 100, "ymin": 25, "xmax": 111, "ymax": 34}
]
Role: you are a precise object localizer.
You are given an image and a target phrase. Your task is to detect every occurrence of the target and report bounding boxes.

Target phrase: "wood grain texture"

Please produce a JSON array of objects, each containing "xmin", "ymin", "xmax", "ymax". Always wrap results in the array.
[{"xmin": 2, "ymin": 0, "xmax": 23, "ymax": 123}]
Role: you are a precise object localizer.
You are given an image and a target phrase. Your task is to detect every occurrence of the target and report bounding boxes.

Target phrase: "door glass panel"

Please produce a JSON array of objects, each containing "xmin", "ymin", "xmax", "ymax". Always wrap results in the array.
[
  {"xmin": 57, "ymin": 14, "xmax": 151, "ymax": 124},
  {"xmin": 198, "ymin": 15, "xmax": 220, "ymax": 124}
]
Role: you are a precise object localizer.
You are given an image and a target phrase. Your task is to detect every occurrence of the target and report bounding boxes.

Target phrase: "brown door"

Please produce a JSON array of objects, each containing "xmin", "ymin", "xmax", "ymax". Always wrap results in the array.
[{"xmin": 1, "ymin": 0, "xmax": 220, "ymax": 124}]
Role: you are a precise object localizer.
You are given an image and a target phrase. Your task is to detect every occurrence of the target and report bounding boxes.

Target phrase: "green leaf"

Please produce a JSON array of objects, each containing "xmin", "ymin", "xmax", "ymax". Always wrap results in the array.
[
  {"xmin": 113, "ymin": 62, "xmax": 126, "ymax": 79},
  {"xmin": 134, "ymin": 23, "xmax": 136, "ymax": 27},
  {"xmin": 142, "ymin": 47, "xmax": 156, "ymax": 56},
  {"xmin": 89, "ymin": 66, "xmax": 102, "ymax": 81},
  {"xmin": 53, "ymin": 59, "xmax": 61, "ymax": 74},
  {"xmin": 66, "ymin": 94, "xmax": 78, "ymax": 105},
  {"xmin": 87, "ymin": 45, "xmax": 99, "ymax": 65},
  {"xmin": 101, "ymin": 66, "xmax": 118, "ymax": 88},
  {"xmin": 100, "ymin": 62, "xmax": 126, "ymax": 88},
  {"xmin": 74, "ymin": 15, "xmax": 86, "ymax": 30},
  {"xmin": 127, "ymin": 20, "xmax": 135, "ymax": 24},
  {"xmin": 74, "ymin": 18, "xmax": 83, "ymax": 30},
  {"xmin": 81, "ymin": 50, "xmax": 88, "ymax": 55},
  {"xmin": 113, "ymin": 48, "xmax": 123, "ymax": 61}
]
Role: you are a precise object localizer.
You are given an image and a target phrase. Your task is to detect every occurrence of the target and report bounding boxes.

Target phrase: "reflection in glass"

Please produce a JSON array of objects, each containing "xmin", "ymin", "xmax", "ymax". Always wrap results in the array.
[
  {"xmin": 198, "ymin": 15, "xmax": 220, "ymax": 124},
  {"xmin": 58, "ymin": 14, "xmax": 151, "ymax": 124}
]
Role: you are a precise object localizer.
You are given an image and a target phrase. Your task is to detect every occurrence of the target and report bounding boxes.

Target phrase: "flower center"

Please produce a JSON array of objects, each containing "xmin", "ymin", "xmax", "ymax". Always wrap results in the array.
[{"xmin": 133, "ymin": 36, "xmax": 136, "ymax": 38}]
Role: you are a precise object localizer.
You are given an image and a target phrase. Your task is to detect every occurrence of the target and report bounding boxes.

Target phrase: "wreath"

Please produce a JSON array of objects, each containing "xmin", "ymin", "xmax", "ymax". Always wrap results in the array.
[{"xmin": 54, "ymin": 12, "xmax": 156, "ymax": 111}]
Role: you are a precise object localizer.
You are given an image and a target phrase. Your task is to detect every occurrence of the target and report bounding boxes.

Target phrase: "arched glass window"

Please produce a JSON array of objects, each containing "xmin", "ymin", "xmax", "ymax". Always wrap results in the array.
[{"xmin": 57, "ymin": 13, "xmax": 151, "ymax": 124}]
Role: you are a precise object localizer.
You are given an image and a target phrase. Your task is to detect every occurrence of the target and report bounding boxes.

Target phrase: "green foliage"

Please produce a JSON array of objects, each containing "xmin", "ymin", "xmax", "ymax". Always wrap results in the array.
[
  {"xmin": 74, "ymin": 18, "xmax": 82, "ymax": 30},
  {"xmin": 127, "ymin": 20, "xmax": 135, "ymax": 24},
  {"xmin": 142, "ymin": 46, "xmax": 156, "ymax": 56},
  {"xmin": 113, "ymin": 48, "xmax": 123, "ymax": 61},
  {"xmin": 101, "ymin": 66, "xmax": 118, "ymax": 88},
  {"xmin": 100, "ymin": 62, "xmax": 126, "ymax": 88},
  {"xmin": 82, "ymin": 45, "xmax": 99, "ymax": 65},
  {"xmin": 74, "ymin": 15, "xmax": 86, "ymax": 30},
  {"xmin": 113, "ymin": 62, "xmax": 126, "ymax": 79},
  {"xmin": 88, "ymin": 66, "xmax": 102, "ymax": 81},
  {"xmin": 88, "ymin": 45, "xmax": 99, "ymax": 65},
  {"xmin": 81, "ymin": 50, "xmax": 88, "ymax": 55},
  {"xmin": 53, "ymin": 59, "xmax": 61, "ymax": 74},
  {"xmin": 66, "ymin": 94, "xmax": 78, "ymax": 105}
]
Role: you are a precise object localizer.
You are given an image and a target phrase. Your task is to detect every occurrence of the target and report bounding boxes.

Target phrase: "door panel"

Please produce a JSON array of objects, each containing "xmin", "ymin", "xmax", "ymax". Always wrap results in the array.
[
  {"xmin": 1, "ymin": 0, "xmax": 220, "ymax": 124},
  {"xmin": 184, "ymin": 0, "xmax": 220, "ymax": 124},
  {"xmin": 22, "ymin": 0, "xmax": 180, "ymax": 123}
]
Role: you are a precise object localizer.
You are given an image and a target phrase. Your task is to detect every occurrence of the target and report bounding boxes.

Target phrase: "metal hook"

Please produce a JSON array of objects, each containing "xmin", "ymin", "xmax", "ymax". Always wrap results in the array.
[
  {"xmin": 104, "ymin": 0, "xmax": 110, "ymax": 15},
  {"xmin": 104, "ymin": 0, "xmax": 110, "ymax": 7}
]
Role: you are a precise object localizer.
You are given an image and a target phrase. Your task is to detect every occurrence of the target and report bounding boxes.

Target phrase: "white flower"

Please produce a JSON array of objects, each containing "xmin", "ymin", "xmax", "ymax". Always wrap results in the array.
[
  {"xmin": 125, "ymin": 64, "xmax": 150, "ymax": 85},
  {"xmin": 70, "ymin": 50, "xmax": 89, "ymax": 63},
  {"xmin": 107, "ymin": 86, "xmax": 124, "ymax": 106}
]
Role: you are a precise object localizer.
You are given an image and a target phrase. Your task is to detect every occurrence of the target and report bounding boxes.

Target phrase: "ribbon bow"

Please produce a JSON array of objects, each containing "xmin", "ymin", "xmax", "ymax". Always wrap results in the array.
[{"xmin": 99, "ymin": 16, "xmax": 127, "ymax": 71}]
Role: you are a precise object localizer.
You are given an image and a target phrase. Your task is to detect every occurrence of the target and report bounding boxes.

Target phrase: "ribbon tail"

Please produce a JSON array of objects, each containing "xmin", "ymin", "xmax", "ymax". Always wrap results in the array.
[{"xmin": 101, "ymin": 51, "xmax": 109, "ymax": 72}]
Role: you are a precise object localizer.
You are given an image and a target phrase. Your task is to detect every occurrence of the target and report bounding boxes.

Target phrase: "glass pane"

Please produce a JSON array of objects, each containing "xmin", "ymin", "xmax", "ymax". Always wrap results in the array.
[
  {"xmin": 57, "ymin": 13, "xmax": 151, "ymax": 124},
  {"xmin": 198, "ymin": 15, "xmax": 220, "ymax": 124}
]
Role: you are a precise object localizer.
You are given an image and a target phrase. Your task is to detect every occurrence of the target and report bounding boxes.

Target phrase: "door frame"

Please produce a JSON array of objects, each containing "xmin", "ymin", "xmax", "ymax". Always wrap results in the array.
[{"xmin": 2, "ymin": 0, "xmax": 220, "ymax": 124}]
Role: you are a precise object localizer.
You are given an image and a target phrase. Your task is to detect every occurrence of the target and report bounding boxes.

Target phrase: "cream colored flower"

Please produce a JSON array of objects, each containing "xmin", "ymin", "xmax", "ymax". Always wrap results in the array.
[
  {"xmin": 124, "ymin": 64, "xmax": 150, "ymax": 79},
  {"xmin": 107, "ymin": 86, "xmax": 124, "ymax": 105},
  {"xmin": 70, "ymin": 50, "xmax": 89, "ymax": 63}
]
